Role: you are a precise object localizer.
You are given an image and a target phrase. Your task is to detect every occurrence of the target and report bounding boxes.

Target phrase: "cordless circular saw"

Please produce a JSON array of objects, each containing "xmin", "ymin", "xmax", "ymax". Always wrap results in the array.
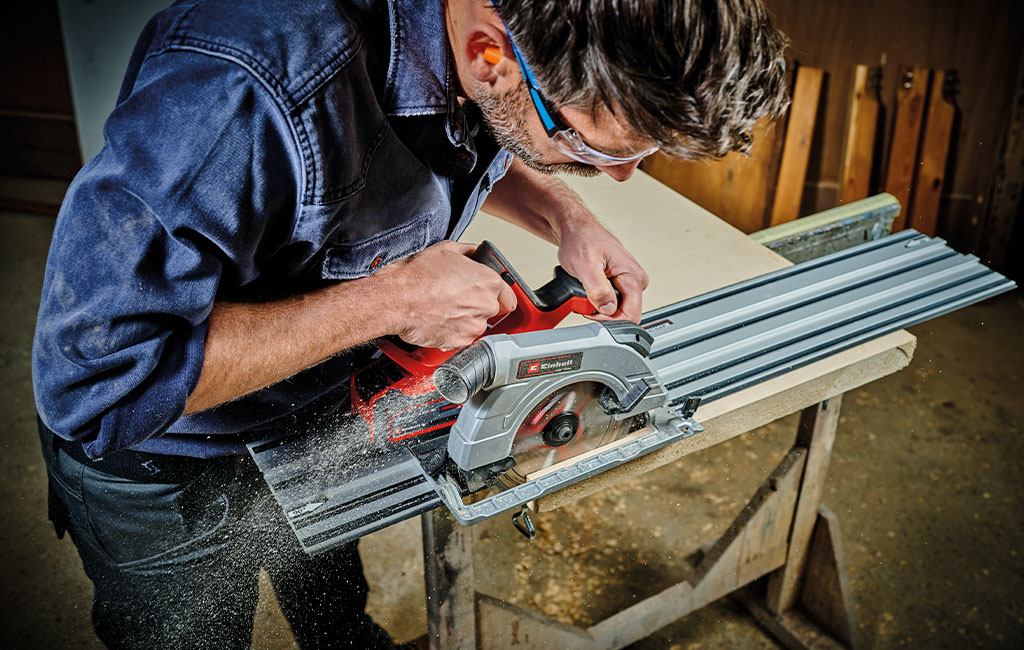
[{"xmin": 248, "ymin": 231, "xmax": 1014, "ymax": 556}]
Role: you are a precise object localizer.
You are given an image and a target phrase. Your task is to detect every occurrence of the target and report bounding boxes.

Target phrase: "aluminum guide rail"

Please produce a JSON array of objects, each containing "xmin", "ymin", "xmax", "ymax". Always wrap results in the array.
[
  {"xmin": 249, "ymin": 229, "xmax": 1015, "ymax": 555},
  {"xmin": 643, "ymin": 230, "xmax": 1015, "ymax": 408}
]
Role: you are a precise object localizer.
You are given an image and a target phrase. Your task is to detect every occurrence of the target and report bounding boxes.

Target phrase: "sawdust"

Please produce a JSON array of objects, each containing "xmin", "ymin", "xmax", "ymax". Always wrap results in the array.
[{"xmin": 476, "ymin": 423, "xmax": 792, "ymax": 629}]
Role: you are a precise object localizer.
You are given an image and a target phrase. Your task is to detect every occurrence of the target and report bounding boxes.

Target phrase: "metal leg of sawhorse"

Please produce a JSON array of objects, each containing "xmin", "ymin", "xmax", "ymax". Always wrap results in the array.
[{"xmin": 422, "ymin": 396, "xmax": 859, "ymax": 650}]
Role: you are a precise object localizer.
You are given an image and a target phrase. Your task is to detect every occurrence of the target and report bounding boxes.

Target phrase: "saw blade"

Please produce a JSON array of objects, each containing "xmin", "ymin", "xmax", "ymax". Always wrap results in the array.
[{"xmin": 496, "ymin": 381, "xmax": 632, "ymax": 489}]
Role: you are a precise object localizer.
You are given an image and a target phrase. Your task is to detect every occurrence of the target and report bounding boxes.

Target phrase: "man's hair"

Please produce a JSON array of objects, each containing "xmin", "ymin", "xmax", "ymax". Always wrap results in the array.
[{"xmin": 495, "ymin": 0, "xmax": 790, "ymax": 160}]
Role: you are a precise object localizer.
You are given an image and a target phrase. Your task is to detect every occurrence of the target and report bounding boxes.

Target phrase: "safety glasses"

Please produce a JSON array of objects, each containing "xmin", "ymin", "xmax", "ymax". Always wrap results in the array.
[{"xmin": 500, "ymin": 24, "xmax": 658, "ymax": 166}]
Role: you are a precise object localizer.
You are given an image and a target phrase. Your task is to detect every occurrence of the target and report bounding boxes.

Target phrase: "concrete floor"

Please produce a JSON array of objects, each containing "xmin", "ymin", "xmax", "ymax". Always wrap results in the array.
[{"xmin": 1, "ymin": 187, "xmax": 1022, "ymax": 649}]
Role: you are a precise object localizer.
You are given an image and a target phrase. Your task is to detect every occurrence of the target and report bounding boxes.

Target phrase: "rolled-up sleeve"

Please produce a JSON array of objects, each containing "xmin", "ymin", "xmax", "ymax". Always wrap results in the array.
[{"xmin": 32, "ymin": 49, "xmax": 298, "ymax": 458}]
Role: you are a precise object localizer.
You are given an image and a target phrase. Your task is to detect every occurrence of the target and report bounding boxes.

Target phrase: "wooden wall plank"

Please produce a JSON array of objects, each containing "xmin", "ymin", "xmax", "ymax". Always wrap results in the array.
[
  {"xmin": 884, "ymin": 67, "xmax": 930, "ymax": 230},
  {"xmin": 763, "ymin": 0, "xmax": 1024, "ymax": 250},
  {"xmin": 839, "ymin": 65, "xmax": 881, "ymax": 204},
  {"xmin": 978, "ymin": 57, "xmax": 1024, "ymax": 270},
  {"xmin": 640, "ymin": 115, "xmax": 784, "ymax": 234},
  {"xmin": 769, "ymin": 66, "xmax": 824, "ymax": 226},
  {"xmin": 907, "ymin": 71, "xmax": 957, "ymax": 235}
]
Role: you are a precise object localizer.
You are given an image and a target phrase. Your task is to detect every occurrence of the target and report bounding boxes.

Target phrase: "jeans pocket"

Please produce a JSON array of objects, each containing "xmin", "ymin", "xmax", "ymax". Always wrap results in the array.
[{"xmin": 79, "ymin": 464, "xmax": 230, "ymax": 569}]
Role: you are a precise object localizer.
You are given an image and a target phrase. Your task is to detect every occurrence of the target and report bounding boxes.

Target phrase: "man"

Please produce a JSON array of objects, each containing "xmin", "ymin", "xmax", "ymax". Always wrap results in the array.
[{"xmin": 33, "ymin": 0, "xmax": 788, "ymax": 647}]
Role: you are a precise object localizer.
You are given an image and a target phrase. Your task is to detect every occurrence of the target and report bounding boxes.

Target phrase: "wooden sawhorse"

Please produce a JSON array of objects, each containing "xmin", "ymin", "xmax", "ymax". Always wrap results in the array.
[{"xmin": 422, "ymin": 365, "xmax": 909, "ymax": 650}]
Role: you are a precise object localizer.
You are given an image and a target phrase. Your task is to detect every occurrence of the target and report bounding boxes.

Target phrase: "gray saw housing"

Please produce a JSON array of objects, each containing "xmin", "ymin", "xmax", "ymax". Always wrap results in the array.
[{"xmin": 436, "ymin": 321, "xmax": 668, "ymax": 471}]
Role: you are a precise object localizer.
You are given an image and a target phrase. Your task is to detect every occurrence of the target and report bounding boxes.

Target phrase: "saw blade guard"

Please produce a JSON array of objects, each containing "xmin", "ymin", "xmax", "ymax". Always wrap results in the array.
[{"xmin": 443, "ymin": 321, "xmax": 668, "ymax": 473}]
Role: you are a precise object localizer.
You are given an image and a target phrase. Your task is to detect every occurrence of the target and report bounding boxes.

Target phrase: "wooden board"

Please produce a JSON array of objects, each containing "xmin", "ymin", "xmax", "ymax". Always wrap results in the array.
[
  {"xmin": 640, "ymin": 114, "xmax": 785, "ymax": 234},
  {"xmin": 464, "ymin": 171, "xmax": 791, "ymax": 316},
  {"xmin": 839, "ymin": 66, "xmax": 881, "ymax": 204},
  {"xmin": 884, "ymin": 66, "xmax": 931, "ymax": 230},
  {"xmin": 979, "ymin": 56, "xmax": 1024, "ymax": 269},
  {"xmin": 463, "ymin": 171, "xmax": 917, "ymax": 513},
  {"xmin": 907, "ymin": 71, "xmax": 957, "ymax": 236},
  {"xmin": 770, "ymin": 66, "xmax": 825, "ymax": 226}
]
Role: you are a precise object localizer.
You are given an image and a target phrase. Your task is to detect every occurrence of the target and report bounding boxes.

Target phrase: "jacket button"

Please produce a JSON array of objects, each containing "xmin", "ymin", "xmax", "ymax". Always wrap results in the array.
[{"xmin": 370, "ymin": 255, "xmax": 383, "ymax": 269}]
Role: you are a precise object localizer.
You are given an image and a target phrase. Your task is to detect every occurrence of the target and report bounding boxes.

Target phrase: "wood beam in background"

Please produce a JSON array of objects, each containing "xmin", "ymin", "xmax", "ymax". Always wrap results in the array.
[
  {"xmin": 839, "ymin": 66, "xmax": 882, "ymax": 204},
  {"xmin": 770, "ymin": 66, "xmax": 825, "ymax": 226},
  {"xmin": 884, "ymin": 67, "xmax": 930, "ymax": 230},
  {"xmin": 907, "ymin": 71, "xmax": 958, "ymax": 236}
]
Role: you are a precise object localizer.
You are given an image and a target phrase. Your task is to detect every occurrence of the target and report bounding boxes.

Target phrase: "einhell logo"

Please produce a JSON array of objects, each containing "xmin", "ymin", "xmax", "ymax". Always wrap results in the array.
[{"xmin": 516, "ymin": 353, "xmax": 583, "ymax": 379}]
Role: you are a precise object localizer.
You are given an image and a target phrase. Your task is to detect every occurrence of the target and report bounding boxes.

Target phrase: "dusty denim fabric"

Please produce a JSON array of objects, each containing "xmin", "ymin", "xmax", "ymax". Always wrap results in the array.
[
  {"xmin": 39, "ymin": 420, "xmax": 395, "ymax": 649},
  {"xmin": 33, "ymin": 0, "xmax": 513, "ymax": 458}
]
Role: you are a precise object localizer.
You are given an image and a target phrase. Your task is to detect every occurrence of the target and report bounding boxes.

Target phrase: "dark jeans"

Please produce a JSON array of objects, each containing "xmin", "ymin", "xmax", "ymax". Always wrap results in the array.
[{"xmin": 39, "ymin": 421, "xmax": 397, "ymax": 650}]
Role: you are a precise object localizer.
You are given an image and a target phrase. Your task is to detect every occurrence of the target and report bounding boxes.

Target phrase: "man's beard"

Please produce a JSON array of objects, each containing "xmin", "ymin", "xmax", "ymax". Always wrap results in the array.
[{"xmin": 474, "ymin": 80, "xmax": 601, "ymax": 178}]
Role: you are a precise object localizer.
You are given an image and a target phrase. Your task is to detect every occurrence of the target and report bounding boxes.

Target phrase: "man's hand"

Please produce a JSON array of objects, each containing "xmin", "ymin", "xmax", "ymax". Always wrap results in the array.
[
  {"xmin": 481, "ymin": 158, "xmax": 649, "ymax": 323},
  {"xmin": 380, "ymin": 240, "xmax": 517, "ymax": 349},
  {"xmin": 556, "ymin": 218, "xmax": 649, "ymax": 323}
]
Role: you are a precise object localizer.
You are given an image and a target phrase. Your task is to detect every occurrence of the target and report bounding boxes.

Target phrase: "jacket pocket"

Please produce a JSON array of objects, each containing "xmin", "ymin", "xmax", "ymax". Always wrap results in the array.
[{"xmin": 320, "ymin": 214, "xmax": 431, "ymax": 280}]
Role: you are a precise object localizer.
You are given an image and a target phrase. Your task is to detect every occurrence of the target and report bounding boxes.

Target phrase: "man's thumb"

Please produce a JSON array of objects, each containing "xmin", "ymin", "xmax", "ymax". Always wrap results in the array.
[{"xmin": 580, "ymin": 272, "xmax": 617, "ymax": 315}]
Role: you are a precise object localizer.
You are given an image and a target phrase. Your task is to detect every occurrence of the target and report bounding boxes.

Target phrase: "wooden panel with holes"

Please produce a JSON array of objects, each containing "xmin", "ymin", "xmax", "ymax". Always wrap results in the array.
[{"xmin": 884, "ymin": 67, "xmax": 931, "ymax": 230}]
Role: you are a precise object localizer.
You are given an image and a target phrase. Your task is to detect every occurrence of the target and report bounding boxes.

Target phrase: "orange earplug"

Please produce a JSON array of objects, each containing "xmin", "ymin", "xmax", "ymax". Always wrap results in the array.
[{"xmin": 483, "ymin": 45, "xmax": 502, "ymax": 65}]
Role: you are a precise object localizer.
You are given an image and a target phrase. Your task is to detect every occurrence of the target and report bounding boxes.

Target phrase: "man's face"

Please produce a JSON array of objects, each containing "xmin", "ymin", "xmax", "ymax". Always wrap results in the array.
[
  {"xmin": 474, "ymin": 78, "xmax": 651, "ymax": 182},
  {"xmin": 474, "ymin": 78, "xmax": 600, "ymax": 177}
]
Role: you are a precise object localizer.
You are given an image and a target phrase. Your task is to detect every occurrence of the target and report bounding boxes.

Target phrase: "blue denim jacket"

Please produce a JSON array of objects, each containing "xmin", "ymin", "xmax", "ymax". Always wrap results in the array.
[{"xmin": 32, "ymin": 0, "xmax": 513, "ymax": 458}]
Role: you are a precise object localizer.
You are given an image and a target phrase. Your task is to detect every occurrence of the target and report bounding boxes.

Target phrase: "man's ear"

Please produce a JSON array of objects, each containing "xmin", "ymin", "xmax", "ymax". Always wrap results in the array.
[{"xmin": 463, "ymin": 23, "xmax": 515, "ymax": 90}]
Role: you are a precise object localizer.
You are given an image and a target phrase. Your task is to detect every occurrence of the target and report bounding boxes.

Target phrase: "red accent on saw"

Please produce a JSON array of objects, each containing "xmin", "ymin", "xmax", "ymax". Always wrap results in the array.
[
  {"xmin": 378, "ymin": 241, "xmax": 601, "ymax": 376},
  {"xmin": 359, "ymin": 241, "xmax": 619, "ymax": 450}
]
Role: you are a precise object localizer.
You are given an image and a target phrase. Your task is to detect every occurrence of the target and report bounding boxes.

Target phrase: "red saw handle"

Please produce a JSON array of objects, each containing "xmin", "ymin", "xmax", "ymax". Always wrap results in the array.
[{"xmin": 378, "ymin": 240, "xmax": 620, "ymax": 375}]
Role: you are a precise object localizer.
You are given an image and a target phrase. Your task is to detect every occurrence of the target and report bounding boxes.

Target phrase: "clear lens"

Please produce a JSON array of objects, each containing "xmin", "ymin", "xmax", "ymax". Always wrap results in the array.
[{"xmin": 551, "ymin": 129, "xmax": 658, "ymax": 166}]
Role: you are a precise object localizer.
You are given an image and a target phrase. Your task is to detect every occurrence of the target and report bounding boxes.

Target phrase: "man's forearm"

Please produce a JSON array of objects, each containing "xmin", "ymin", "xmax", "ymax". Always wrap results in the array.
[
  {"xmin": 183, "ymin": 274, "xmax": 396, "ymax": 414},
  {"xmin": 481, "ymin": 158, "xmax": 596, "ymax": 245}
]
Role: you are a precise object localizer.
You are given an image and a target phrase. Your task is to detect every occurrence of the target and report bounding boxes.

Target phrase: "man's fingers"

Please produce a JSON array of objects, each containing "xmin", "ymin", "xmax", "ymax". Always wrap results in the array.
[
  {"xmin": 576, "ymin": 267, "xmax": 619, "ymax": 316},
  {"xmin": 496, "ymin": 280, "xmax": 518, "ymax": 316},
  {"xmin": 608, "ymin": 273, "xmax": 644, "ymax": 322},
  {"xmin": 450, "ymin": 241, "xmax": 479, "ymax": 256}
]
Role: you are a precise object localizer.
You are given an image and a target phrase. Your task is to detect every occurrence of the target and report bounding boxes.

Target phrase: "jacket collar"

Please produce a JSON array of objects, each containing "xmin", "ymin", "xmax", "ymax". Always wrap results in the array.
[{"xmin": 383, "ymin": 0, "xmax": 474, "ymax": 147}]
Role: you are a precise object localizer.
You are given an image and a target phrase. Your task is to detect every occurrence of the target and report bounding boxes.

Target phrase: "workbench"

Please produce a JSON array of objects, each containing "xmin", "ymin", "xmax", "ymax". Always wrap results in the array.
[{"xmin": 420, "ymin": 171, "xmax": 915, "ymax": 650}]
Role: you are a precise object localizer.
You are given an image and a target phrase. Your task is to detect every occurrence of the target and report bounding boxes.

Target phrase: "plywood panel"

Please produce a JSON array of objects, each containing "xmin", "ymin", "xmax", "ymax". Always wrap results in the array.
[{"xmin": 640, "ymin": 115, "xmax": 784, "ymax": 234}]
